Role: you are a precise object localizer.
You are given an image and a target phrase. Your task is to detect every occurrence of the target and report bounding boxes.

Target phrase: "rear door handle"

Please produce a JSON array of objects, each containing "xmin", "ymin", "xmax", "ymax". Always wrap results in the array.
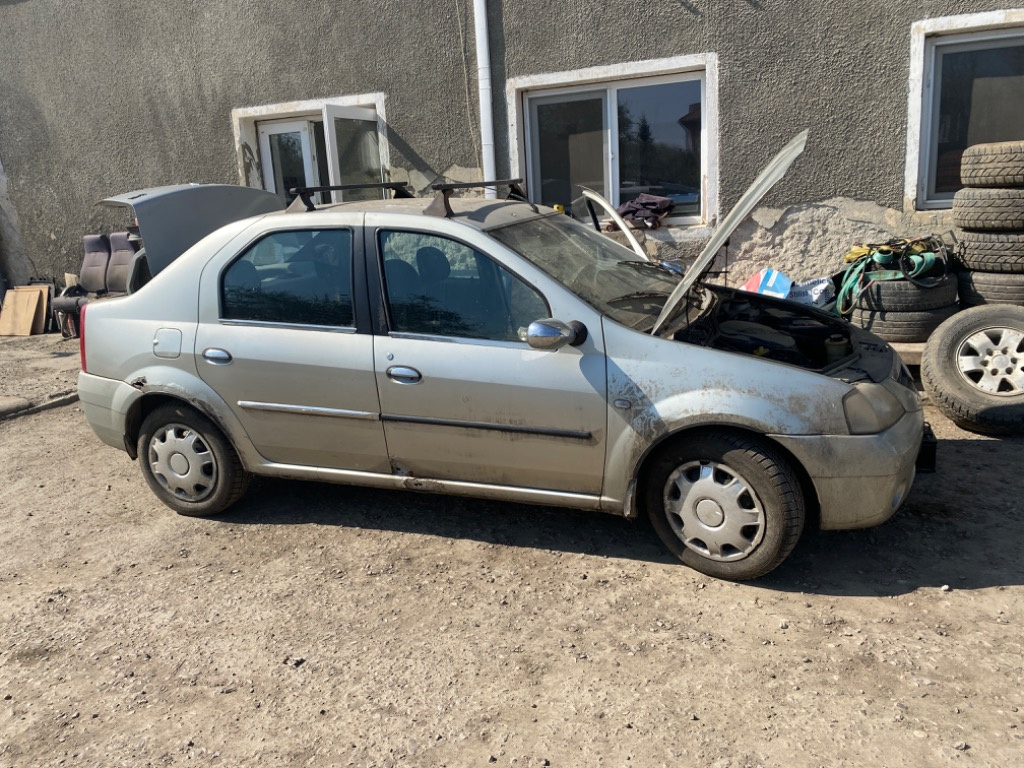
[
  {"xmin": 202, "ymin": 348, "xmax": 233, "ymax": 365},
  {"xmin": 386, "ymin": 366, "xmax": 422, "ymax": 384}
]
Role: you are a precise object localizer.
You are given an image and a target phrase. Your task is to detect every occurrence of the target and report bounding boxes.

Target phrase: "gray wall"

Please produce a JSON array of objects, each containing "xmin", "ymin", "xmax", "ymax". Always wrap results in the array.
[{"xmin": 0, "ymin": 0, "xmax": 1018, "ymax": 283}]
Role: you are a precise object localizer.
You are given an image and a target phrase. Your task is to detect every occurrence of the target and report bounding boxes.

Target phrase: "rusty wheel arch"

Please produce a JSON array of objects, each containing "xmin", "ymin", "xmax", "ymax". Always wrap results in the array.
[
  {"xmin": 124, "ymin": 393, "xmax": 237, "ymax": 464},
  {"xmin": 628, "ymin": 424, "xmax": 821, "ymax": 532}
]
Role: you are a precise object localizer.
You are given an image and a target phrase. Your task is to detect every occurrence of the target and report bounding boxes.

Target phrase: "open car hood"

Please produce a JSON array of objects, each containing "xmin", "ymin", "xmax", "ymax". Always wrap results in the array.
[
  {"xmin": 99, "ymin": 184, "xmax": 283, "ymax": 275},
  {"xmin": 650, "ymin": 130, "xmax": 808, "ymax": 335}
]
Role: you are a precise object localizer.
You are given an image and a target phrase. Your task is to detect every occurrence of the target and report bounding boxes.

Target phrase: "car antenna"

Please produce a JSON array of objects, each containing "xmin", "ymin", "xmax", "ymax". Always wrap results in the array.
[
  {"xmin": 287, "ymin": 182, "xmax": 414, "ymax": 212},
  {"xmin": 424, "ymin": 178, "xmax": 535, "ymax": 218}
]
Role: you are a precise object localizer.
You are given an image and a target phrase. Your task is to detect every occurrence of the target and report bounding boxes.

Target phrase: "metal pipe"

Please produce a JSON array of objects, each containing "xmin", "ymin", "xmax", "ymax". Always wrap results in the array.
[{"xmin": 472, "ymin": 0, "xmax": 497, "ymax": 198}]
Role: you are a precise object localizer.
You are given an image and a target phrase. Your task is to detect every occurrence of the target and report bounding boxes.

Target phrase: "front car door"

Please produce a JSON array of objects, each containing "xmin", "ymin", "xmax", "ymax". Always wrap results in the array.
[
  {"xmin": 367, "ymin": 222, "xmax": 608, "ymax": 495},
  {"xmin": 196, "ymin": 217, "xmax": 390, "ymax": 472}
]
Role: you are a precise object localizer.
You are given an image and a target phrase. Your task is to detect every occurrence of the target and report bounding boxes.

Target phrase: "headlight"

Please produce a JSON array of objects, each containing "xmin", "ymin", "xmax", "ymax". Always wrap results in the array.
[{"xmin": 842, "ymin": 382, "xmax": 906, "ymax": 435}]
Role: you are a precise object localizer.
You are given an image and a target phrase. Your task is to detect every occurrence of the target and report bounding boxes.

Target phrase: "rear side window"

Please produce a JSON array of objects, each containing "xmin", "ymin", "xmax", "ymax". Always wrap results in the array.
[{"xmin": 221, "ymin": 229, "xmax": 354, "ymax": 327}]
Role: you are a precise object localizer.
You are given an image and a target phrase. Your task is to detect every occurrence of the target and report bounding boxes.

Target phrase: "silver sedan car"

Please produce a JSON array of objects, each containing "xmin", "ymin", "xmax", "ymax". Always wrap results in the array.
[{"xmin": 78, "ymin": 137, "xmax": 924, "ymax": 580}]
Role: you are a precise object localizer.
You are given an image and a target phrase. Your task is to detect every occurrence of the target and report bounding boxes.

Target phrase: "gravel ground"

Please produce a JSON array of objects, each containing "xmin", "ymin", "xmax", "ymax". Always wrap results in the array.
[
  {"xmin": 0, "ymin": 336, "xmax": 1022, "ymax": 767},
  {"xmin": 0, "ymin": 334, "xmax": 78, "ymax": 414}
]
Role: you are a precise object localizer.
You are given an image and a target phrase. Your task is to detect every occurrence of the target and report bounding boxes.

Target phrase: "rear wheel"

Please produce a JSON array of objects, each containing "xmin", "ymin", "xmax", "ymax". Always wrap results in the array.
[
  {"xmin": 646, "ymin": 432, "xmax": 805, "ymax": 580},
  {"xmin": 138, "ymin": 404, "xmax": 251, "ymax": 516}
]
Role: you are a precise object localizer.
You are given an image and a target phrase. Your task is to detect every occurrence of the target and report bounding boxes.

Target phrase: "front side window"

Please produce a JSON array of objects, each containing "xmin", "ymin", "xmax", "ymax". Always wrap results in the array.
[
  {"xmin": 378, "ymin": 231, "xmax": 548, "ymax": 342},
  {"xmin": 526, "ymin": 74, "xmax": 704, "ymax": 221},
  {"xmin": 222, "ymin": 229, "xmax": 354, "ymax": 327},
  {"xmin": 917, "ymin": 27, "xmax": 1024, "ymax": 207}
]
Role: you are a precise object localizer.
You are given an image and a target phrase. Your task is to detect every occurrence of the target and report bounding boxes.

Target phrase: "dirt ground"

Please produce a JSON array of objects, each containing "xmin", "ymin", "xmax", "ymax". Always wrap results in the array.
[{"xmin": 1, "ymin": 335, "xmax": 1022, "ymax": 767}]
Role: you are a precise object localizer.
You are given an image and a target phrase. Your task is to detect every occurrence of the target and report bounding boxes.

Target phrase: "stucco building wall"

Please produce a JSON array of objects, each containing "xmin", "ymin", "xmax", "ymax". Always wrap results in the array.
[{"xmin": 0, "ymin": 0, "xmax": 1019, "ymax": 284}]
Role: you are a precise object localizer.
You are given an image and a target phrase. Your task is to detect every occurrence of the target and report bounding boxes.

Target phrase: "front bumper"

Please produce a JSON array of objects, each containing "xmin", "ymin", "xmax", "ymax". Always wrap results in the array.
[{"xmin": 771, "ymin": 408, "xmax": 925, "ymax": 530}]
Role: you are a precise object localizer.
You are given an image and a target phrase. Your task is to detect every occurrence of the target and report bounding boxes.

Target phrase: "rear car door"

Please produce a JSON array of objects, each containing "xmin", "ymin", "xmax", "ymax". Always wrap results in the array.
[
  {"xmin": 196, "ymin": 218, "xmax": 389, "ymax": 472},
  {"xmin": 369, "ymin": 224, "xmax": 608, "ymax": 495}
]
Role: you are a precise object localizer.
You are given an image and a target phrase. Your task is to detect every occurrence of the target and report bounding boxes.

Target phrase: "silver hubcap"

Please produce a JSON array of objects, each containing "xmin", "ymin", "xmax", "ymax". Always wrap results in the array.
[
  {"xmin": 148, "ymin": 424, "xmax": 218, "ymax": 502},
  {"xmin": 663, "ymin": 460, "xmax": 765, "ymax": 562},
  {"xmin": 956, "ymin": 326, "xmax": 1024, "ymax": 397}
]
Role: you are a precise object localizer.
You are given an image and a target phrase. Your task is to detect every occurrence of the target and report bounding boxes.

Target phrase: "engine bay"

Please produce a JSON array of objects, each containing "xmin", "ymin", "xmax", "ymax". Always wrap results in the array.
[{"xmin": 673, "ymin": 286, "xmax": 854, "ymax": 371}]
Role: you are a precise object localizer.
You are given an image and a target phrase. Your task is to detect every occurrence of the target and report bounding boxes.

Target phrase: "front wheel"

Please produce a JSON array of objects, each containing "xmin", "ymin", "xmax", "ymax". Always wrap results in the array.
[
  {"xmin": 646, "ymin": 432, "xmax": 805, "ymax": 580},
  {"xmin": 137, "ymin": 404, "xmax": 251, "ymax": 516}
]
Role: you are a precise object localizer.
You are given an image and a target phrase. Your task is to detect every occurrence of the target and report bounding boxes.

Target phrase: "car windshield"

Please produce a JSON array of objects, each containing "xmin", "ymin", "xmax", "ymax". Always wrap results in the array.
[{"xmin": 489, "ymin": 214, "xmax": 685, "ymax": 331}]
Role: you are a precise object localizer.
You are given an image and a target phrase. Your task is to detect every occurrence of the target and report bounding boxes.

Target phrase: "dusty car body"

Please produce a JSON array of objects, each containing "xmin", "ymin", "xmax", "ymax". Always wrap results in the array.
[{"xmin": 77, "ymin": 139, "xmax": 924, "ymax": 580}]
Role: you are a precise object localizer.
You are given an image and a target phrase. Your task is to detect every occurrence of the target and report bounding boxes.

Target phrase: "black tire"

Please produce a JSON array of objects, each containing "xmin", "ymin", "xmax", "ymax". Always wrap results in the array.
[
  {"xmin": 921, "ymin": 305, "xmax": 1024, "ymax": 435},
  {"xmin": 953, "ymin": 188, "xmax": 1024, "ymax": 231},
  {"xmin": 854, "ymin": 274, "xmax": 957, "ymax": 312},
  {"xmin": 645, "ymin": 431, "xmax": 805, "ymax": 580},
  {"xmin": 954, "ymin": 230, "xmax": 1024, "ymax": 274},
  {"xmin": 960, "ymin": 141, "xmax": 1024, "ymax": 188},
  {"xmin": 957, "ymin": 270, "xmax": 1024, "ymax": 307},
  {"xmin": 137, "ymin": 403, "xmax": 251, "ymax": 516},
  {"xmin": 850, "ymin": 304, "xmax": 959, "ymax": 342}
]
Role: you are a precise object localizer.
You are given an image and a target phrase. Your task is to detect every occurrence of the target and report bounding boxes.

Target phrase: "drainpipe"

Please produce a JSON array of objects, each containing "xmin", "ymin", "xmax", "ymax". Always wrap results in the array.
[{"xmin": 473, "ymin": 0, "xmax": 497, "ymax": 198}]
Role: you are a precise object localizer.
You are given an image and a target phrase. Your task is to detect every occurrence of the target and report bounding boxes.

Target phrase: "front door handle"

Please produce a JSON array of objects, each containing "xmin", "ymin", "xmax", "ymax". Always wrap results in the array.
[
  {"xmin": 202, "ymin": 348, "xmax": 233, "ymax": 365},
  {"xmin": 386, "ymin": 366, "xmax": 422, "ymax": 384}
]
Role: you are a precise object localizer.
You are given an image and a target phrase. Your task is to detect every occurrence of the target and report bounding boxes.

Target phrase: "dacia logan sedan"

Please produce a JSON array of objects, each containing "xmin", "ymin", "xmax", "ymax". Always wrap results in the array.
[{"xmin": 78, "ymin": 135, "xmax": 924, "ymax": 580}]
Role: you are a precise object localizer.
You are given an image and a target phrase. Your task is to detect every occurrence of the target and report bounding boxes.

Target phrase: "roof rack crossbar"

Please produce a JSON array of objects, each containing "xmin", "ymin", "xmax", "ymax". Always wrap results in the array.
[
  {"xmin": 287, "ymin": 182, "xmax": 414, "ymax": 212},
  {"xmin": 429, "ymin": 177, "xmax": 524, "ymax": 192},
  {"xmin": 425, "ymin": 178, "xmax": 533, "ymax": 218},
  {"xmin": 504, "ymin": 181, "xmax": 537, "ymax": 213}
]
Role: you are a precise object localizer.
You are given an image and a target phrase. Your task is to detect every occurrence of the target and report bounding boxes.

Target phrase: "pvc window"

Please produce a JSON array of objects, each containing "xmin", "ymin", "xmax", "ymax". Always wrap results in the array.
[
  {"xmin": 232, "ymin": 95, "xmax": 390, "ymax": 206},
  {"xmin": 909, "ymin": 14, "xmax": 1024, "ymax": 210},
  {"xmin": 511, "ymin": 56, "xmax": 716, "ymax": 229}
]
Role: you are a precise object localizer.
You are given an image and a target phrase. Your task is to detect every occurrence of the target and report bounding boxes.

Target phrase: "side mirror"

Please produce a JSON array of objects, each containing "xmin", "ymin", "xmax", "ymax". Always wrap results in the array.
[{"xmin": 526, "ymin": 319, "xmax": 587, "ymax": 351}]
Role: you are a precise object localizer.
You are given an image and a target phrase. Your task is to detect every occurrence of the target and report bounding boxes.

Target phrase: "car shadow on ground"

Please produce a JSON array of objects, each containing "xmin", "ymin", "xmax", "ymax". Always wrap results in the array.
[
  {"xmin": 221, "ymin": 434, "xmax": 1024, "ymax": 596},
  {"xmin": 223, "ymin": 478, "xmax": 678, "ymax": 567}
]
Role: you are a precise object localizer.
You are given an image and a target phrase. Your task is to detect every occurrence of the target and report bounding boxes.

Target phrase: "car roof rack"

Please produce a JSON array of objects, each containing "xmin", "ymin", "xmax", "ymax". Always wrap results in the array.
[
  {"xmin": 424, "ymin": 178, "xmax": 537, "ymax": 218},
  {"xmin": 287, "ymin": 182, "xmax": 414, "ymax": 212}
]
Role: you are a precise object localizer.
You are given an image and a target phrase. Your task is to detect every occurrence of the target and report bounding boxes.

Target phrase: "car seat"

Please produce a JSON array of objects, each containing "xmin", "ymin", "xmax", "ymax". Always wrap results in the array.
[{"xmin": 51, "ymin": 234, "xmax": 112, "ymax": 337}]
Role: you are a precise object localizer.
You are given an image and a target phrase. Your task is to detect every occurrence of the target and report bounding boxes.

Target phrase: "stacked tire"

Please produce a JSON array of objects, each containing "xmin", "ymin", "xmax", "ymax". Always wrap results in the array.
[
  {"xmin": 848, "ymin": 274, "xmax": 958, "ymax": 342},
  {"xmin": 953, "ymin": 141, "xmax": 1024, "ymax": 307},
  {"xmin": 921, "ymin": 141, "xmax": 1024, "ymax": 435}
]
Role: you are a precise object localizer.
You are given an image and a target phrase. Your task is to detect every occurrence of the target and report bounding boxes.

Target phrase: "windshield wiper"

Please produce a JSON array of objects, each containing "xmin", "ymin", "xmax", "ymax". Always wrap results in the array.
[
  {"xmin": 617, "ymin": 259, "xmax": 684, "ymax": 276},
  {"xmin": 607, "ymin": 290, "xmax": 670, "ymax": 305}
]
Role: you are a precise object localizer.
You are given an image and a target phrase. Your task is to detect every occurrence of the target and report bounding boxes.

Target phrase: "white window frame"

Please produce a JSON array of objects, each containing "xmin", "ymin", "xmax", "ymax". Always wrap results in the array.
[
  {"xmin": 507, "ymin": 54, "xmax": 718, "ymax": 237},
  {"xmin": 231, "ymin": 93, "xmax": 390, "ymax": 200},
  {"xmin": 904, "ymin": 10, "xmax": 1024, "ymax": 211},
  {"xmin": 256, "ymin": 119, "xmax": 318, "ymax": 199}
]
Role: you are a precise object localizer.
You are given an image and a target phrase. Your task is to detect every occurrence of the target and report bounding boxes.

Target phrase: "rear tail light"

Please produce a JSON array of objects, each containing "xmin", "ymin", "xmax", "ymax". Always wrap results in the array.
[{"xmin": 79, "ymin": 304, "xmax": 87, "ymax": 373}]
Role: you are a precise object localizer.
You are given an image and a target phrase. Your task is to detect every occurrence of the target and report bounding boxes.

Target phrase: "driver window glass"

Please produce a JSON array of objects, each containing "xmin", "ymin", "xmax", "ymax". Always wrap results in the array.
[
  {"xmin": 221, "ymin": 229, "xmax": 353, "ymax": 326},
  {"xmin": 378, "ymin": 231, "xmax": 547, "ymax": 341}
]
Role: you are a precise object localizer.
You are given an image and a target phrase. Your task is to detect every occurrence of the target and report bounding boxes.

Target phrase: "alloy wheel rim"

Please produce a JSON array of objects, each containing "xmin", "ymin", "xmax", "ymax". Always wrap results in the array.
[
  {"xmin": 663, "ymin": 460, "xmax": 765, "ymax": 562},
  {"xmin": 148, "ymin": 424, "xmax": 218, "ymax": 502},
  {"xmin": 955, "ymin": 325, "xmax": 1024, "ymax": 397}
]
